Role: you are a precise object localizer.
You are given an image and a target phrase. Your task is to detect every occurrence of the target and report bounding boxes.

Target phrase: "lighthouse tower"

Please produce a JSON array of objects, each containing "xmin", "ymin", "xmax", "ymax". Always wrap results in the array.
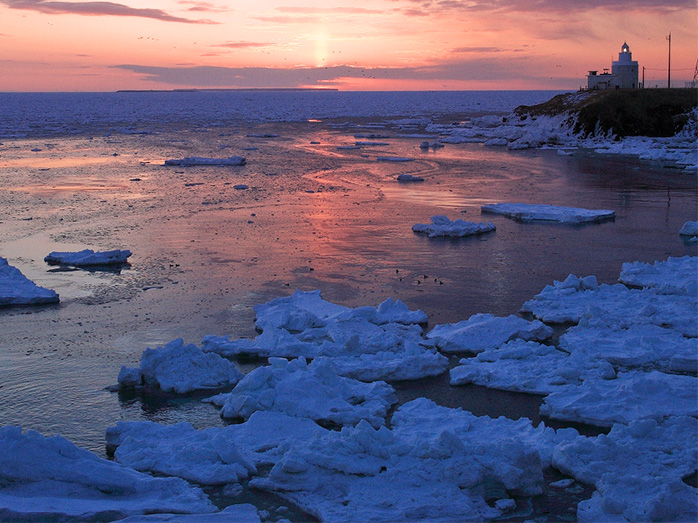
[{"xmin": 612, "ymin": 42, "xmax": 639, "ymax": 89}]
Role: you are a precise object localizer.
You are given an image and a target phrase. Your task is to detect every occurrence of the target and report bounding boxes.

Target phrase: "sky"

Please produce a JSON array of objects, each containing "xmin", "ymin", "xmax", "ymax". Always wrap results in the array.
[{"xmin": 0, "ymin": 0, "xmax": 696, "ymax": 91}]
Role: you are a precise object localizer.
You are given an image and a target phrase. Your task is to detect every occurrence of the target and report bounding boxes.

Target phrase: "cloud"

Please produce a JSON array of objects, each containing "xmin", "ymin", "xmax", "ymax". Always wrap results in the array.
[
  {"xmin": 253, "ymin": 15, "xmax": 321, "ymax": 24},
  {"xmin": 178, "ymin": 1, "xmax": 229, "ymax": 13},
  {"xmin": 452, "ymin": 46, "xmax": 507, "ymax": 53},
  {"xmin": 275, "ymin": 6, "xmax": 384, "ymax": 15},
  {"xmin": 214, "ymin": 41, "xmax": 273, "ymax": 49},
  {"xmin": 113, "ymin": 58, "xmax": 563, "ymax": 89},
  {"xmin": 1, "ymin": 1, "xmax": 218, "ymax": 23},
  {"xmin": 390, "ymin": 0, "xmax": 695, "ymax": 14}
]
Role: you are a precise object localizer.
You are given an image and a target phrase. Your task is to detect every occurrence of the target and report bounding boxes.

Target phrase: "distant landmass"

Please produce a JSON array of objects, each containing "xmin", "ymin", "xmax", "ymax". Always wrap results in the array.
[{"xmin": 116, "ymin": 88, "xmax": 339, "ymax": 93}]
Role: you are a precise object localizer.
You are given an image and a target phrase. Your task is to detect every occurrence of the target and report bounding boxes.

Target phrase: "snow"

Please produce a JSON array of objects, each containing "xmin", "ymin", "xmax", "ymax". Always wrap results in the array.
[
  {"xmin": 412, "ymin": 215, "xmax": 496, "ymax": 238},
  {"xmin": 44, "ymin": 248, "xmax": 132, "ymax": 266},
  {"xmin": 553, "ymin": 416, "xmax": 698, "ymax": 522},
  {"xmin": 164, "ymin": 156, "xmax": 246, "ymax": 166},
  {"xmin": 481, "ymin": 203, "xmax": 615, "ymax": 224},
  {"xmin": 0, "ymin": 256, "xmax": 59, "ymax": 306},
  {"xmin": 113, "ymin": 504, "xmax": 261, "ymax": 523},
  {"xmin": 117, "ymin": 338, "xmax": 244, "ymax": 394},
  {"xmin": 396, "ymin": 174, "xmax": 424, "ymax": 182},
  {"xmin": 204, "ymin": 357, "xmax": 397, "ymax": 428},
  {"xmin": 250, "ymin": 398, "xmax": 579, "ymax": 522},
  {"xmin": 540, "ymin": 370, "xmax": 698, "ymax": 427},
  {"xmin": 0, "ymin": 426, "xmax": 214, "ymax": 521},
  {"xmin": 619, "ymin": 256, "xmax": 697, "ymax": 295},
  {"xmin": 107, "ymin": 411, "xmax": 326, "ymax": 473},
  {"xmin": 449, "ymin": 339, "xmax": 616, "ymax": 395},
  {"xmin": 520, "ymin": 275, "xmax": 697, "ymax": 337},
  {"xmin": 427, "ymin": 313, "xmax": 552, "ymax": 354}
]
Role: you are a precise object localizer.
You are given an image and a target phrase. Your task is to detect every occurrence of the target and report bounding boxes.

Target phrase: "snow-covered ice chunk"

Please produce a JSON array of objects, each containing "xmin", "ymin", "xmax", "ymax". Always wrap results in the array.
[
  {"xmin": 246, "ymin": 133, "xmax": 278, "ymax": 138},
  {"xmin": 44, "ymin": 248, "xmax": 132, "ymax": 266},
  {"xmin": 560, "ymin": 321, "xmax": 698, "ymax": 373},
  {"xmin": 251, "ymin": 398, "xmax": 580, "ymax": 521},
  {"xmin": 107, "ymin": 411, "xmax": 325, "ymax": 472},
  {"xmin": 412, "ymin": 215, "xmax": 496, "ymax": 238},
  {"xmin": 118, "ymin": 338, "xmax": 244, "ymax": 394},
  {"xmin": 356, "ymin": 141, "xmax": 389, "ymax": 146},
  {"xmin": 553, "ymin": 416, "xmax": 698, "ymax": 522},
  {"xmin": 484, "ymin": 138, "xmax": 508, "ymax": 147},
  {"xmin": 481, "ymin": 203, "xmax": 615, "ymax": 224},
  {"xmin": 205, "ymin": 357, "xmax": 396, "ymax": 428},
  {"xmin": 679, "ymin": 221, "xmax": 698, "ymax": 237},
  {"xmin": 109, "ymin": 421, "xmax": 256, "ymax": 485},
  {"xmin": 427, "ymin": 313, "xmax": 552, "ymax": 354},
  {"xmin": 376, "ymin": 156, "xmax": 414, "ymax": 162},
  {"xmin": 0, "ymin": 426, "xmax": 214, "ymax": 521},
  {"xmin": 619, "ymin": 256, "xmax": 697, "ymax": 296},
  {"xmin": 113, "ymin": 504, "xmax": 261, "ymax": 522},
  {"xmin": 540, "ymin": 370, "xmax": 698, "ymax": 426},
  {"xmin": 0, "ymin": 257, "xmax": 59, "ymax": 306},
  {"xmin": 396, "ymin": 174, "xmax": 424, "ymax": 182},
  {"xmin": 164, "ymin": 156, "xmax": 246, "ymax": 166},
  {"xmin": 449, "ymin": 340, "xmax": 615, "ymax": 395},
  {"xmin": 521, "ymin": 276, "xmax": 697, "ymax": 336}
]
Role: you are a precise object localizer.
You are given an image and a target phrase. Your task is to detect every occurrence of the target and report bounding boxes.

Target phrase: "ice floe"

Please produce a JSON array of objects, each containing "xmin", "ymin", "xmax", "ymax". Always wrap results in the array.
[
  {"xmin": 376, "ymin": 156, "xmax": 414, "ymax": 162},
  {"xmin": 202, "ymin": 291, "xmax": 447, "ymax": 382},
  {"xmin": 449, "ymin": 339, "xmax": 616, "ymax": 395},
  {"xmin": 396, "ymin": 174, "xmax": 424, "ymax": 182},
  {"xmin": 553, "ymin": 416, "xmax": 698, "ymax": 522},
  {"xmin": 250, "ymin": 398, "xmax": 579, "ymax": 522},
  {"xmin": 481, "ymin": 203, "xmax": 615, "ymax": 224},
  {"xmin": 520, "ymin": 274, "xmax": 697, "ymax": 336},
  {"xmin": 619, "ymin": 256, "xmax": 697, "ymax": 296},
  {"xmin": 560, "ymin": 321, "xmax": 697, "ymax": 373},
  {"xmin": 204, "ymin": 357, "xmax": 396, "ymax": 428},
  {"xmin": 427, "ymin": 313, "xmax": 552, "ymax": 354},
  {"xmin": 0, "ymin": 426, "xmax": 214, "ymax": 521},
  {"xmin": 679, "ymin": 220, "xmax": 698, "ymax": 239},
  {"xmin": 117, "ymin": 338, "xmax": 244, "ymax": 394},
  {"xmin": 44, "ymin": 248, "xmax": 132, "ymax": 266},
  {"xmin": 107, "ymin": 411, "xmax": 325, "ymax": 475},
  {"xmin": 164, "ymin": 156, "xmax": 246, "ymax": 166},
  {"xmin": 540, "ymin": 370, "xmax": 698, "ymax": 426},
  {"xmin": 412, "ymin": 215, "xmax": 496, "ymax": 238},
  {"xmin": 0, "ymin": 256, "xmax": 59, "ymax": 306}
]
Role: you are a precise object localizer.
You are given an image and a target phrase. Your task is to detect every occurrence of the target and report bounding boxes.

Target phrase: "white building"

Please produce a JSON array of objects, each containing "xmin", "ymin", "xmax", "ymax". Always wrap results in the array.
[{"xmin": 587, "ymin": 42, "xmax": 639, "ymax": 90}]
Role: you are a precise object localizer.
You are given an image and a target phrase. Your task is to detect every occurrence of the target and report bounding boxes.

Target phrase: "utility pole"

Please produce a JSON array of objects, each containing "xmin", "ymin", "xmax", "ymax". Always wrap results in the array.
[
  {"xmin": 666, "ymin": 32, "xmax": 671, "ymax": 88},
  {"xmin": 642, "ymin": 66, "xmax": 645, "ymax": 88}
]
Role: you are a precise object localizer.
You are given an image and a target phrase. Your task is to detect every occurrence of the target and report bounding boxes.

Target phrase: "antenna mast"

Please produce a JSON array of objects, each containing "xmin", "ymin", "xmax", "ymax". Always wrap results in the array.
[{"xmin": 666, "ymin": 32, "xmax": 671, "ymax": 88}]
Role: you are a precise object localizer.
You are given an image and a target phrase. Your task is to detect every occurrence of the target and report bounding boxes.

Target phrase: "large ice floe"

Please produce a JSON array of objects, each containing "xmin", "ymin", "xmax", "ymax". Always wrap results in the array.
[
  {"xmin": 44, "ymin": 248, "xmax": 132, "ymax": 266},
  {"xmin": 250, "ymin": 398, "xmax": 579, "ymax": 522},
  {"xmin": 117, "ymin": 338, "xmax": 244, "ymax": 394},
  {"xmin": 427, "ymin": 313, "xmax": 552, "ymax": 354},
  {"xmin": 107, "ymin": 411, "xmax": 325, "ymax": 482},
  {"xmin": 679, "ymin": 220, "xmax": 698, "ymax": 242},
  {"xmin": 201, "ymin": 290, "xmax": 449, "ymax": 382},
  {"xmin": 0, "ymin": 256, "xmax": 59, "ymax": 306},
  {"xmin": 619, "ymin": 255, "xmax": 697, "ymax": 296},
  {"xmin": 412, "ymin": 215, "xmax": 496, "ymax": 238},
  {"xmin": 520, "ymin": 273, "xmax": 698, "ymax": 336},
  {"xmin": 163, "ymin": 156, "xmax": 246, "ymax": 166},
  {"xmin": 204, "ymin": 357, "xmax": 397, "ymax": 428},
  {"xmin": 481, "ymin": 203, "xmax": 615, "ymax": 224},
  {"xmin": 553, "ymin": 416, "xmax": 698, "ymax": 522},
  {"xmin": 113, "ymin": 504, "xmax": 261, "ymax": 523},
  {"xmin": 0, "ymin": 426, "xmax": 214, "ymax": 521}
]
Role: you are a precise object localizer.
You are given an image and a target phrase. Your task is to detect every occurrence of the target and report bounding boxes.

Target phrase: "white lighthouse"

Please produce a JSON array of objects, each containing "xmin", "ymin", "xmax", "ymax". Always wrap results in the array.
[{"xmin": 587, "ymin": 42, "xmax": 639, "ymax": 90}]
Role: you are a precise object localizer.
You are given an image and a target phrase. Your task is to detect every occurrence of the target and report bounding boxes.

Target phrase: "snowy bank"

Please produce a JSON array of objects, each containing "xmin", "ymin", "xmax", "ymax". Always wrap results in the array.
[
  {"xmin": 481, "ymin": 203, "xmax": 615, "ymax": 224},
  {"xmin": 117, "ymin": 338, "xmax": 244, "ymax": 394},
  {"xmin": 0, "ymin": 257, "xmax": 59, "ymax": 306},
  {"xmin": 412, "ymin": 215, "xmax": 496, "ymax": 238},
  {"xmin": 0, "ymin": 426, "xmax": 214, "ymax": 521},
  {"xmin": 45, "ymin": 248, "xmax": 132, "ymax": 266}
]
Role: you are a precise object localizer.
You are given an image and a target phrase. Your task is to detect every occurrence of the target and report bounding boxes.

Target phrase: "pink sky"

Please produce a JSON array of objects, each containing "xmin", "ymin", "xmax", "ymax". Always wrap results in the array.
[{"xmin": 0, "ymin": 0, "xmax": 695, "ymax": 91}]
